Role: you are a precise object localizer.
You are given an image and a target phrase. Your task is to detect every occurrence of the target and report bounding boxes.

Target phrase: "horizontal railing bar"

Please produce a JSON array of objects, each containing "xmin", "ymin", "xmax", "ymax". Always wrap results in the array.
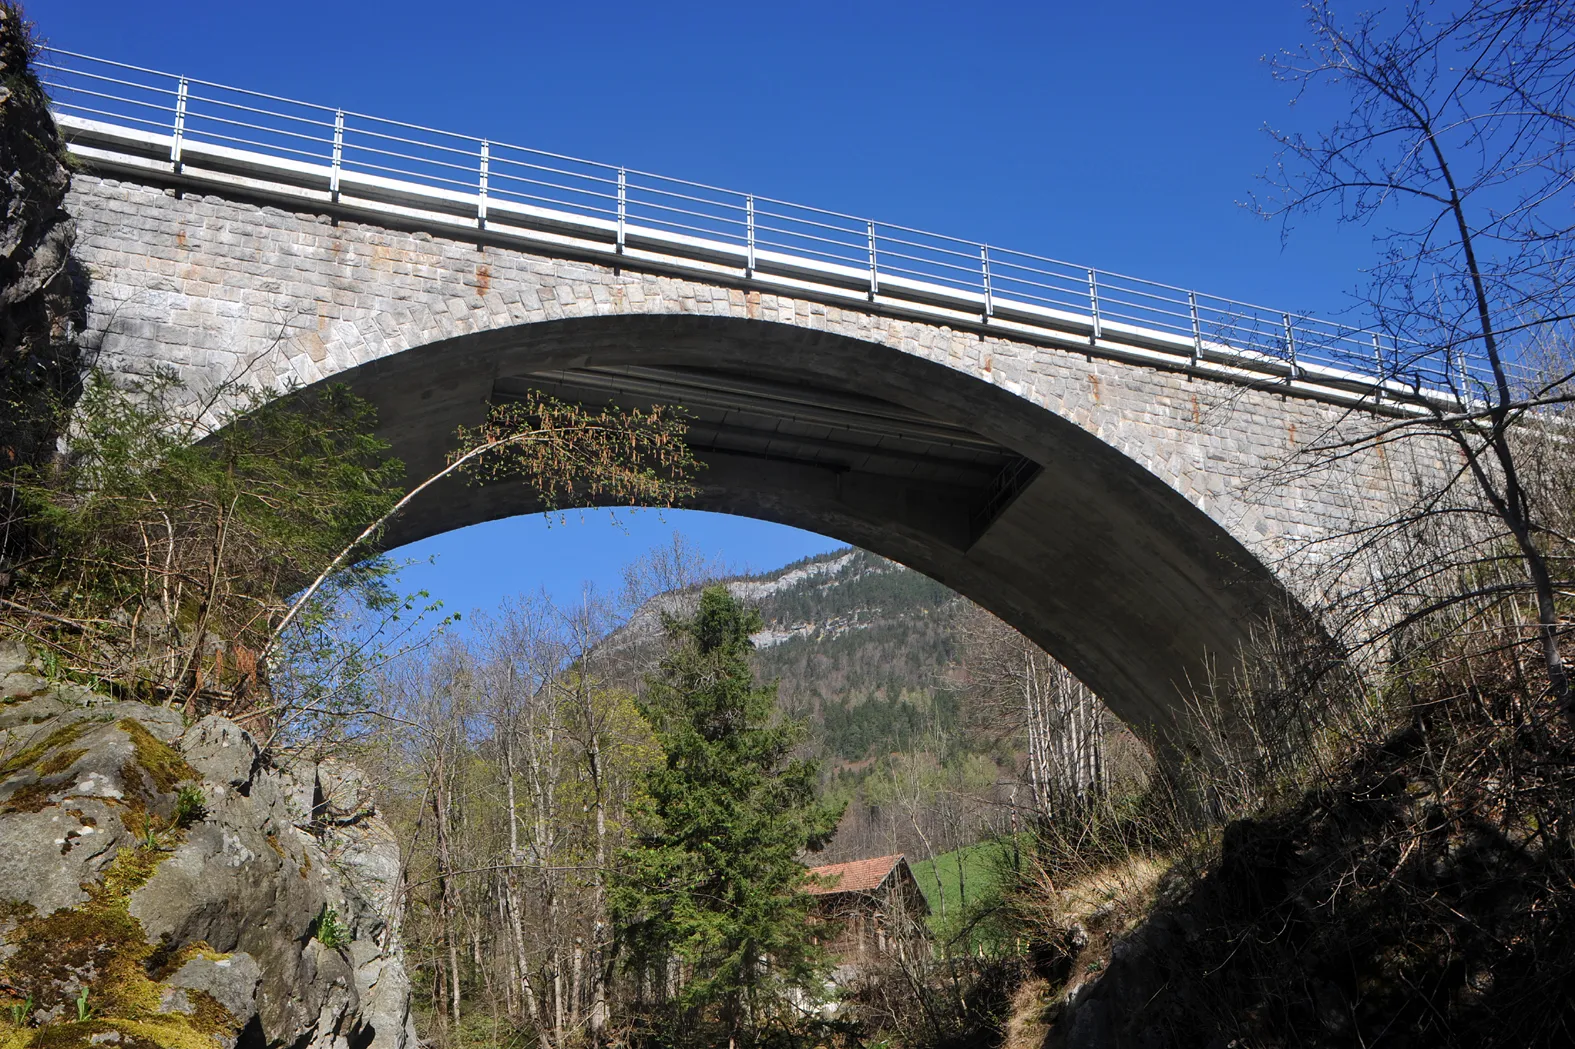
[
  {"xmin": 498, "ymin": 162, "xmax": 620, "ymax": 190},
  {"xmin": 46, "ymin": 48, "xmax": 343, "ymax": 114},
  {"xmin": 45, "ymin": 46, "xmax": 1548, "ymax": 402},
  {"xmin": 490, "ymin": 191, "xmax": 617, "ymax": 218},
  {"xmin": 184, "ymin": 92, "xmax": 336, "ymax": 128},
  {"xmin": 45, "ymin": 84, "xmax": 174, "ymax": 114},
  {"xmin": 186, "ymin": 112, "xmax": 336, "ymax": 148},
  {"xmin": 36, "ymin": 63, "xmax": 182, "ymax": 98},
  {"xmin": 752, "ymin": 223, "xmax": 863, "ymax": 252},
  {"xmin": 50, "ymin": 103, "xmax": 173, "ymax": 135},
  {"xmin": 626, "ymin": 196, "xmax": 746, "ymax": 225},
  {"xmin": 489, "ymin": 175, "xmax": 619, "ymax": 204},
  {"xmin": 877, "ymin": 250, "xmax": 979, "ymax": 277},
  {"xmin": 753, "ymin": 208, "xmax": 865, "ymax": 237},
  {"xmin": 877, "ymin": 234, "xmax": 982, "ymax": 264},
  {"xmin": 488, "ymin": 184, "xmax": 618, "ymax": 210},
  {"xmin": 345, "ymin": 124, "xmax": 481, "ymax": 158},
  {"xmin": 755, "ymin": 242, "xmax": 867, "ymax": 269},
  {"xmin": 634, "ymin": 215, "xmax": 747, "ymax": 242},
  {"xmin": 180, "ymin": 130, "xmax": 332, "ymax": 165},
  {"xmin": 343, "ymin": 142, "xmax": 479, "ymax": 174},
  {"xmin": 339, "ymin": 160, "xmax": 478, "ymax": 192},
  {"xmin": 627, "ymin": 181, "xmax": 745, "ymax": 211}
]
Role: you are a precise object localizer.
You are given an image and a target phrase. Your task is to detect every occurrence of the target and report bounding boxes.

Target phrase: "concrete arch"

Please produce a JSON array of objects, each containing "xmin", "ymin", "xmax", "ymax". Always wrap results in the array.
[{"xmin": 322, "ymin": 312, "xmax": 1293, "ymax": 740}]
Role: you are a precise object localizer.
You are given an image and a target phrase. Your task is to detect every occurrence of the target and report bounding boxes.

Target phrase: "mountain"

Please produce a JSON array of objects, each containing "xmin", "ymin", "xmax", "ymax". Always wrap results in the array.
[
  {"xmin": 612, "ymin": 547, "xmax": 1013, "ymax": 866},
  {"xmin": 733, "ymin": 549, "xmax": 965, "ymax": 758},
  {"xmin": 614, "ymin": 547, "xmax": 970, "ymax": 764}
]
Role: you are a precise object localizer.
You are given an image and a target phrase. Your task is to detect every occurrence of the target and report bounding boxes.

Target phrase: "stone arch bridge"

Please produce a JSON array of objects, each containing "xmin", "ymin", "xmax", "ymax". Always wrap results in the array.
[{"xmin": 43, "ymin": 53, "xmax": 1429, "ymax": 743}]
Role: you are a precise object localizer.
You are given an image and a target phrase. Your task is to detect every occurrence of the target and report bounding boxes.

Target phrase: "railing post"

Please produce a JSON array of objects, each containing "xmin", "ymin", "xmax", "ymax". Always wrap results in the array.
[
  {"xmin": 1372, "ymin": 332, "xmax": 1384, "ymax": 403},
  {"xmin": 477, "ymin": 140, "xmax": 489, "ymax": 229},
  {"xmin": 980, "ymin": 245, "xmax": 993, "ymax": 321},
  {"xmin": 867, "ymin": 221, "xmax": 879, "ymax": 299},
  {"xmin": 1189, "ymin": 291, "xmax": 1202, "ymax": 367},
  {"xmin": 1282, "ymin": 313, "xmax": 1299, "ymax": 381},
  {"xmin": 329, "ymin": 109, "xmax": 345, "ymax": 201},
  {"xmin": 171, "ymin": 76, "xmax": 189, "ymax": 168},
  {"xmin": 1088, "ymin": 269, "xmax": 1101, "ymax": 344},
  {"xmin": 745, "ymin": 195, "xmax": 755, "ymax": 277},
  {"xmin": 617, "ymin": 168, "xmax": 627, "ymax": 254}
]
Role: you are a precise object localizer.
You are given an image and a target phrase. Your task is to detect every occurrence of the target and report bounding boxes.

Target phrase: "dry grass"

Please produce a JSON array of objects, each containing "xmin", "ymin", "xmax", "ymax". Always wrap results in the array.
[{"xmin": 998, "ymin": 977, "xmax": 1052, "ymax": 1049}]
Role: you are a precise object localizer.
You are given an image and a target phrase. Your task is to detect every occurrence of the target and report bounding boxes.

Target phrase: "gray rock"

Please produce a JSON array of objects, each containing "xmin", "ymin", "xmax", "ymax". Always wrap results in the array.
[
  {"xmin": 1065, "ymin": 999, "xmax": 1111, "ymax": 1049},
  {"xmin": 0, "ymin": 800, "xmax": 129, "ymax": 916},
  {"xmin": 1, "ymin": 669, "xmax": 49, "ymax": 701},
  {"xmin": 114, "ymin": 699, "xmax": 187, "ymax": 742},
  {"xmin": 0, "ymin": 692, "xmax": 69, "ymax": 731},
  {"xmin": 182, "ymin": 715, "xmax": 261, "ymax": 793},
  {"xmin": 0, "ymin": 639, "xmax": 31, "ymax": 677},
  {"xmin": 2, "ymin": 701, "xmax": 416, "ymax": 1049},
  {"xmin": 316, "ymin": 759, "xmax": 373, "ymax": 822},
  {"xmin": 276, "ymin": 759, "xmax": 319, "ymax": 826},
  {"xmin": 353, "ymin": 948, "xmax": 418, "ymax": 1049},
  {"xmin": 164, "ymin": 952, "xmax": 264, "ymax": 1024}
]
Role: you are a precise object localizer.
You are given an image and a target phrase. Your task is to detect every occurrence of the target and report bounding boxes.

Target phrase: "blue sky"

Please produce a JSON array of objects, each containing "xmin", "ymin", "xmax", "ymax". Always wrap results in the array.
[{"xmin": 33, "ymin": 0, "xmax": 1371, "ymax": 617}]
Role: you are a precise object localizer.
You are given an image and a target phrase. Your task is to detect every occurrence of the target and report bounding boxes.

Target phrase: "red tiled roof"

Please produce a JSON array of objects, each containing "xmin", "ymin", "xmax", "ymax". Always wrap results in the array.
[{"xmin": 806, "ymin": 853, "xmax": 906, "ymax": 895}]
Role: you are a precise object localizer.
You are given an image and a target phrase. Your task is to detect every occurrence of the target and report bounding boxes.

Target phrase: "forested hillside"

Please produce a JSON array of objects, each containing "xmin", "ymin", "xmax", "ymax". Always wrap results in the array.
[
  {"xmin": 618, "ymin": 548, "xmax": 1080, "ymax": 869},
  {"xmin": 735, "ymin": 549, "xmax": 964, "ymax": 757}
]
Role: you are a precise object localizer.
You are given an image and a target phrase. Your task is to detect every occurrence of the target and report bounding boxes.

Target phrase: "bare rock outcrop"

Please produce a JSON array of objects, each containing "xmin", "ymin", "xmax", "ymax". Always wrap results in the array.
[
  {"xmin": 0, "ymin": 641, "xmax": 418, "ymax": 1049},
  {"xmin": 0, "ymin": 3, "xmax": 87, "ymax": 488}
]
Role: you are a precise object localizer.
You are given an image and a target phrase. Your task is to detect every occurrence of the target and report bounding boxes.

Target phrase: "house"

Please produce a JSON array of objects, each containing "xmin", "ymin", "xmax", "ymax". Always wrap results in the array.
[{"xmin": 805, "ymin": 853, "xmax": 930, "ymax": 964}]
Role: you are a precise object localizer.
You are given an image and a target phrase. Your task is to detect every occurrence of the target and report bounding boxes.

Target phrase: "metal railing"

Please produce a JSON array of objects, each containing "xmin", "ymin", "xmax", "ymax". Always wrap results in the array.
[{"xmin": 36, "ymin": 47, "xmax": 1526, "ymax": 403}]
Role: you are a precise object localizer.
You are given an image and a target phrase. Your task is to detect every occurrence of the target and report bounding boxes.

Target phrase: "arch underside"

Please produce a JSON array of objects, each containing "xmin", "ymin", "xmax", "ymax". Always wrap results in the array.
[{"xmin": 330, "ymin": 313, "xmax": 1294, "ymax": 742}]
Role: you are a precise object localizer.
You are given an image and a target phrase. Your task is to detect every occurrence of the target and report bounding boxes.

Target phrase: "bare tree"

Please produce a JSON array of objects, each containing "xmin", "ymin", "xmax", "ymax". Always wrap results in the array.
[
  {"xmin": 957, "ymin": 606, "xmax": 1122, "ymax": 815},
  {"xmin": 1258, "ymin": 1, "xmax": 1575, "ymax": 723}
]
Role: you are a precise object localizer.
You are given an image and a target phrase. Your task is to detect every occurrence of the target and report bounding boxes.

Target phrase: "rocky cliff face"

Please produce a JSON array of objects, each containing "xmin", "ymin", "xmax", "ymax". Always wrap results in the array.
[
  {"xmin": 0, "ymin": 2, "xmax": 88, "ymax": 563},
  {"xmin": 0, "ymin": 641, "xmax": 418, "ymax": 1049}
]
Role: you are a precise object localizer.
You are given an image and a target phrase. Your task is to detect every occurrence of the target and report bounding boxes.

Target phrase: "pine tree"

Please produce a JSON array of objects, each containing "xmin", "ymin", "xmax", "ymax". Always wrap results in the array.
[{"xmin": 612, "ymin": 585, "xmax": 843, "ymax": 1048}]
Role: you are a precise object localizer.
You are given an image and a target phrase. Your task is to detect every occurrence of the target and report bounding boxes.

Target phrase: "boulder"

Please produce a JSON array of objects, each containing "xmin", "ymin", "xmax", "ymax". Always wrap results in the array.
[
  {"xmin": 161, "ymin": 952, "xmax": 264, "ymax": 1023},
  {"xmin": 0, "ymin": 655, "xmax": 417, "ymax": 1049}
]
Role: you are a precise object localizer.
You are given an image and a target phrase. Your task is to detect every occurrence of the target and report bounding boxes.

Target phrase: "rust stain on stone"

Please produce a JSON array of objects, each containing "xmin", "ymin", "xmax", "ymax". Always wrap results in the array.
[
  {"xmin": 475, "ymin": 263, "xmax": 491, "ymax": 296},
  {"xmin": 1287, "ymin": 421, "xmax": 1297, "ymax": 446},
  {"xmin": 746, "ymin": 290, "xmax": 760, "ymax": 319},
  {"xmin": 1088, "ymin": 374, "xmax": 1101, "ymax": 403},
  {"xmin": 175, "ymin": 229, "xmax": 187, "ymax": 249},
  {"xmin": 1191, "ymin": 393, "xmax": 1202, "ymax": 425}
]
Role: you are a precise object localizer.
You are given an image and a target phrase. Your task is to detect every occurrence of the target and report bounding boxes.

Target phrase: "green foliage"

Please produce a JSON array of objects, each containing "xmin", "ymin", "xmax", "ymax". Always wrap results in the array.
[
  {"xmin": 612, "ymin": 586, "xmax": 844, "ymax": 1048},
  {"xmin": 73, "ymin": 988, "xmax": 89, "ymax": 1023},
  {"xmin": 451, "ymin": 390, "xmax": 697, "ymax": 512},
  {"xmin": 3, "ymin": 369, "xmax": 407, "ymax": 711},
  {"xmin": 312, "ymin": 907, "xmax": 349, "ymax": 950},
  {"xmin": 819, "ymin": 692, "xmax": 955, "ymax": 762},
  {"xmin": 173, "ymin": 786, "xmax": 207, "ymax": 828}
]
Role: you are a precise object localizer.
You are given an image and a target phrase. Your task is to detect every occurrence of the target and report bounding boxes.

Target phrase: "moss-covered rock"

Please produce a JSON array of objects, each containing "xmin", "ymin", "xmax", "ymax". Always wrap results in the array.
[{"xmin": 0, "ymin": 653, "xmax": 416, "ymax": 1049}]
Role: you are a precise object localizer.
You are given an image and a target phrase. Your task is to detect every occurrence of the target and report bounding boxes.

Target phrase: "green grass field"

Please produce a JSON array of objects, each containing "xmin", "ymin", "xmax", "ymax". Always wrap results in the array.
[{"xmin": 909, "ymin": 836, "xmax": 1022, "ymax": 923}]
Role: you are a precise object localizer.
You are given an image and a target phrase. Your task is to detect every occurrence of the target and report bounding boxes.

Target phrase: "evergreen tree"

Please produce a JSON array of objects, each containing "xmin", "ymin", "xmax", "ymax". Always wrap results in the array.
[{"xmin": 613, "ymin": 585, "xmax": 843, "ymax": 1048}]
